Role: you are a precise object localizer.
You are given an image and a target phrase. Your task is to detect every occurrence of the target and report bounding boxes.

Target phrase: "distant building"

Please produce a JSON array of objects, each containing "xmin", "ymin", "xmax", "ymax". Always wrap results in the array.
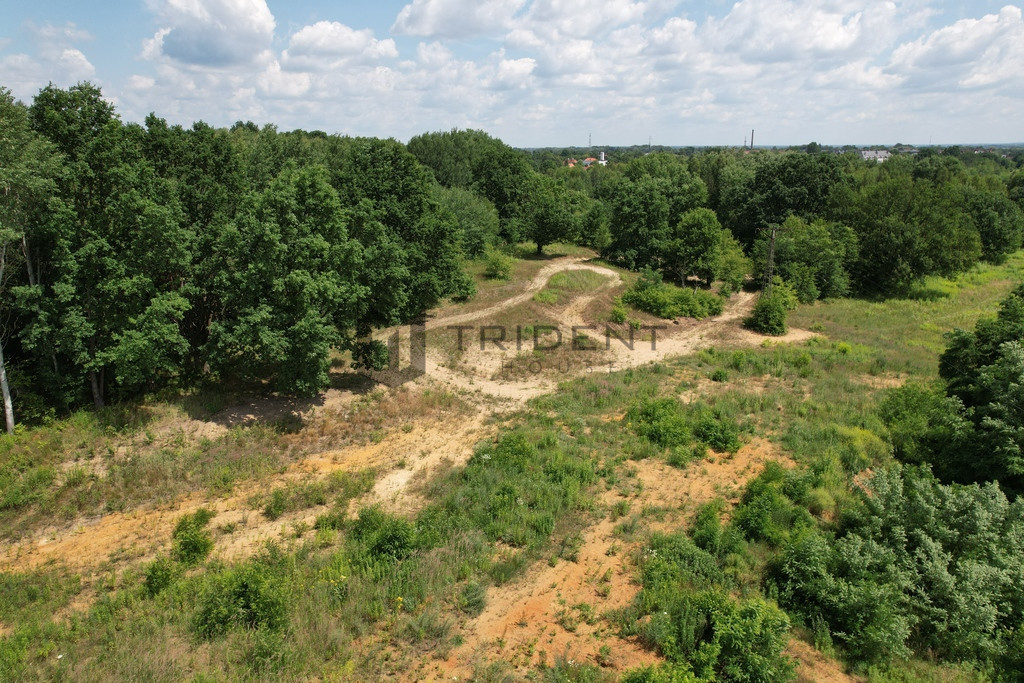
[
  {"xmin": 568, "ymin": 151, "xmax": 608, "ymax": 168},
  {"xmin": 861, "ymin": 150, "xmax": 891, "ymax": 162}
]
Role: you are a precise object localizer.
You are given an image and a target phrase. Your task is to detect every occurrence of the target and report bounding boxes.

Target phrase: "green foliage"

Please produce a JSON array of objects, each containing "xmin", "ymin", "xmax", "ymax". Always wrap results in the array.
[
  {"xmin": 752, "ymin": 216, "xmax": 858, "ymax": 301},
  {"xmin": 935, "ymin": 283, "xmax": 1024, "ymax": 495},
  {"xmin": 732, "ymin": 463, "xmax": 815, "ymax": 546},
  {"xmin": 193, "ymin": 561, "xmax": 289, "ymax": 638},
  {"xmin": 746, "ymin": 294, "xmax": 789, "ymax": 336},
  {"xmin": 434, "ymin": 185, "xmax": 500, "ymax": 257},
  {"xmin": 627, "ymin": 397, "xmax": 692, "ymax": 448},
  {"xmin": 662, "ymin": 208, "xmax": 726, "ymax": 287},
  {"xmin": 623, "ymin": 269, "xmax": 725, "ymax": 319},
  {"xmin": 350, "ymin": 505, "xmax": 416, "ymax": 562},
  {"xmin": 624, "ymin": 532, "xmax": 794, "ymax": 682},
  {"xmin": 627, "ymin": 397, "xmax": 741, "ymax": 454},
  {"xmin": 717, "ymin": 232, "xmax": 751, "ymax": 294},
  {"xmin": 171, "ymin": 508, "xmax": 215, "ymax": 566},
  {"xmin": 604, "ymin": 155, "xmax": 708, "ymax": 272},
  {"xmin": 771, "ymin": 465, "xmax": 1024, "ymax": 669},
  {"xmin": 482, "ymin": 246, "xmax": 515, "ymax": 280},
  {"xmin": 143, "ymin": 556, "xmax": 177, "ymax": 597}
]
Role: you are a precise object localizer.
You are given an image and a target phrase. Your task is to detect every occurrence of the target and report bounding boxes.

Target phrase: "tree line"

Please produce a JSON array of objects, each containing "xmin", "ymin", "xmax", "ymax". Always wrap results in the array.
[
  {"xmin": 410, "ymin": 129, "xmax": 1024, "ymax": 299},
  {"xmin": 0, "ymin": 83, "xmax": 473, "ymax": 429},
  {"xmin": 3, "ymin": 84, "xmax": 1024, "ymax": 431}
]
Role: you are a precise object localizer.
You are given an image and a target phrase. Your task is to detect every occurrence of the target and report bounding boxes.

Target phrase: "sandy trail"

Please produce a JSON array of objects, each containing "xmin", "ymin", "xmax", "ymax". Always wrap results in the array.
[
  {"xmin": 1, "ymin": 258, "xmax": 841, "ymax": 678},
  {"xmin": 425, "ymin": 258, "xmax": 622, "ymax": 330}
]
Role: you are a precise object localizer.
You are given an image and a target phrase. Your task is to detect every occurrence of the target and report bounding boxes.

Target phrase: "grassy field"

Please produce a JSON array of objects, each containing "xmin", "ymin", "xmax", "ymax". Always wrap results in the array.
[
  {"xmin": 790, "ymin": 251, "xmax": 1024, "ymax": 376},
  {"xmin": 1, "ymin": 251, "xmax": 1021, "ymax": 681}
]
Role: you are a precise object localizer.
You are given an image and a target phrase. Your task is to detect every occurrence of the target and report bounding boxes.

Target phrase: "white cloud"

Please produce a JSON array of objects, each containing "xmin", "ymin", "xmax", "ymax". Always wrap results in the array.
[
  {"xmin": 145, "ymin": 0, "xmax": 275, "ymax": 67},
  {"xmin": 888, "ymin": 5, "xmax": 1024, "ymax": 90},
  {"xmin": 282, "ymin": 21, "xmax": 397, "ymax": 71},
  {"xmin": 392, "ymin": 0, "xmax": 528, "ymax": 39},
  {"xmin": 97, "ymin": 1, "xmax": 1024, "ymax": 146},
  {"xmin": 258, "ymin": 61, "xmax": 311, "ymax": 97},
  {"xmin": 524, "ymin": 0, "xmax": 648, "ymax": 36},
  {"xmin": 0, "ymin": 22, "xmax": 96, "ymax": 100}
]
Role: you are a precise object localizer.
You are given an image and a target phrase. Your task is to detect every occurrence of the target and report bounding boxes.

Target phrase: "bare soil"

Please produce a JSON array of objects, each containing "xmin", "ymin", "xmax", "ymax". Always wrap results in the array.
[{"xmin": 1, "ymin": 255, "xmax": 844, "ymax": 679}]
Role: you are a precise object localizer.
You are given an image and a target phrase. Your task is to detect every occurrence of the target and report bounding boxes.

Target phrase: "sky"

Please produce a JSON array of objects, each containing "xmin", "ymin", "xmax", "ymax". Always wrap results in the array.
[{"xmin": 1, "ymin": 1, "xmax": 1022, "ymax": 147}]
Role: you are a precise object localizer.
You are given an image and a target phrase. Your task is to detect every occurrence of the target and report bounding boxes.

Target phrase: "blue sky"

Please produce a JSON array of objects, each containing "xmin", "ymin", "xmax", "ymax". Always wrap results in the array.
[{"xmin": 1, "ymin": 1, "xmax": 1021, "ymax": 147}]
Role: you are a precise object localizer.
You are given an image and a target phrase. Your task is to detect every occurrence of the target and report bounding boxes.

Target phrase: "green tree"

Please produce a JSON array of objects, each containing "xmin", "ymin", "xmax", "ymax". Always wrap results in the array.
[
  {"xmin": 523, "ymin": 174, "xmax": 582, "ymax": 254},
  {"xmin": 663, "ymin": 208, "xmax": 724, "ymax": 287},
  {"xmin": 752, "ymin": 216, "xmax": 858, "ymax": 302},
  {"xmin": 26, "ymin": 83, "xmax": 194, "ymax": 407},
  {"xmin": 433, "ymin": 186, "xmax": 499, "ymax": 257},
  {"xmin": 0, "ymin": 88, "xmax": 62, "ymax": 431},
  {"xmin": 206, "ymin": 165, "xmax": 364, "ymax": 394}
]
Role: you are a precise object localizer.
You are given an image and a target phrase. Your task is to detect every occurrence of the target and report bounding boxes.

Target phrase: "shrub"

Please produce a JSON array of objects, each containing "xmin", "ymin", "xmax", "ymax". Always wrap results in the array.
[
  {"xmin": 623, "ymin": 268, "xmax": 724, "ymax": 320},
  {"xmin": 143, "ymin": 556, "xmax": 177, "ymax": 597},
  {"xmin": 691, "ymin": 408, "xmax": 740, "ymax": 453},
  {"xmin": 351, "ymin": 505, "xmax": 416, "ymax": 562},
  {"xmin": 194, "ymin": 562, "xmax": 289, "ymax": 639},
  {"xmin": 746, "ymin": 294, "xmax": 788, "ymax": 336},
  {"xmin": 610, "ymin": 297, "xmax": 628, "ymax": 324},
  {"xmin": 627, "ymin": 398, "xmax": 691, "ymax": 448},
  {"xmin": 483, "ymin": 246, "xmax": 515, "ymax": 280},
  {"xmin": 171, "ymin": 508, "xmax": 215, "ymax": 566}
]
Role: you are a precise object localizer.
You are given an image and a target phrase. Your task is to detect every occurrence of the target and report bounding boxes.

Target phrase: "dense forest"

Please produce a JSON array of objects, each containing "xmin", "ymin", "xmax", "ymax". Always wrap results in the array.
[
  {"xmin": 3, "ymin": 81, "xmax": 1024, "ymax": 681},
  {"xmin": 3, "ymin": 82, "xmax": 1024, "ymax": 430}
]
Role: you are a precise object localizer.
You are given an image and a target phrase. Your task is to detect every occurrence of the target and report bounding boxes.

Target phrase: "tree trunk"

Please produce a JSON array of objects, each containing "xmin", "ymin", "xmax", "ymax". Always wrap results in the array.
[
  {"xmin": 21, "ymin": 234, "xmax": 36, "ymax": 287},
  {"xmin": 0, "ymin": 340, "xmax": 13, "ymax": 435},
  {"xmin": 536, "ymin": 242, "xmax": 543, "ymax": 255},
  {"xmin": 90, "ymin": 370, "xmax": 104, "ymax": 409}
]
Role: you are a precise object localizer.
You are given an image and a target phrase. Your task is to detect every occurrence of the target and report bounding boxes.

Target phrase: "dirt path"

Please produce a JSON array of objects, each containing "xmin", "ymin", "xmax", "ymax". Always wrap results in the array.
[
  {"xmin": 0, "ymin": 415, "xmax": 491, "ymax": 575},
  {"xmin": 423, "ymin": 439, "xmax": 796, "ymax": 680},
  {"xmin": 415, "ymin": 289, "xmax": 815, "ymax": 404},
  {"xmin": 425, "ymin": 258, "xmax": 622, "ymax": 330}
]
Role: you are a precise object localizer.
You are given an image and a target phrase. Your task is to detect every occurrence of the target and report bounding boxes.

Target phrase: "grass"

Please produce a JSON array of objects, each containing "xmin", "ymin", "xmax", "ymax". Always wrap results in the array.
[
  {"xmin": 533, "ymin": 269, "xmax": 611, "ymax": 306},
  {"xmin": 789, "ymin": 251, "xmax": 1024, "ymax": 376},
  {"xmin": 251, "ymin": 469, "xmax": 375, "ymax": 520},
  {"xmin": 2, "ymin": 250, "xmax": 1021, "ymax": 681}
]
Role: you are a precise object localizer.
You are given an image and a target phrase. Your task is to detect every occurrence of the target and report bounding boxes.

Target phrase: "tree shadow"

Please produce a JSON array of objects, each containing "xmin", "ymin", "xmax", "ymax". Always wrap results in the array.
[{"xmin": 179, "ymin": 369, "xmax": 382, "ymax": 433}]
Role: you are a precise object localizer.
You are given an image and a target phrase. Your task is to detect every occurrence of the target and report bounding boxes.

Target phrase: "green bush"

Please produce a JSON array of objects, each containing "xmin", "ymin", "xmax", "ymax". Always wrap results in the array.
[
  {"xmin": 171, "ymin": 508, "xmax": 215, "ymax": 566},
  {"xmin": 628, "ymin": 532, "xmax": 795, "ymax": 682},
  {"xmin": 745, "ymin": 294, "xmax": 788, "ymax": 336},
  {"xmin": 610, "ymin": 297, "xmax": 628, "ymax": 324},
  {"xmin": 143, "ymin": 556, "xmax": 177, "ymax": 597},
  {"xmin": 263, "ymin": 488, "xmax": 289, "ymax": 520},
  {"xmin": 194, "ymin": 562, "xmax": 289, "ymax": 639},
  {"xmin": 627, "ymin": 398, "xmax": 691, "ymax": 448},
  {"xmin": 623, "ymin": 268, "xmax": 725, "ymax": 320},
  {"xmin": 351, "ymin": 505, "xmax": 416, "ymax": 562},
  {"xmin": 691, "ymin": 407, "xmax": 740, "ymax": 453},
  {"xmin": 483, "ymin": 246, "xmax": 515, "ymax": 280},
  {"xmin": 628, "ymin": 399, "xmax": 741, "ymax": 453}
]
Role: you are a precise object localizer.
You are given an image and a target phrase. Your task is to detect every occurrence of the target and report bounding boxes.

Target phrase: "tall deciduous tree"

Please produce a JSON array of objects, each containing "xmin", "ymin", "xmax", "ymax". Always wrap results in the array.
[
  {"xmin": 26, "ymin": 82, "xmax": 194, "ymax": 407},
  {"xmin": 0, "ymin": 88, "xmax": 62, "ymax": 431},
  {"xmin": 663, "ymin": 208, "xmax": 725, "ymax": 287},
  {"xmin": 206, "ymin": 164, "xmax": 364, "ymax": 395}
]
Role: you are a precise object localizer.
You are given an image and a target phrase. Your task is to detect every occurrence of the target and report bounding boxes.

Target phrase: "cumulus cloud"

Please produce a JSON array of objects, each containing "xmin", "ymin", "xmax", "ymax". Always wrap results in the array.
[
  {"xmin": 145, "ymin": 0, "xmax": 275, "ymax": 67},
  {"xmin": 96, "ymin": 0, "xmax": 1024, "ymax": 145},
  {"xmin": 0, "ymin": 22, "xmax": 95, "ymax": 100},
  {"xmin": 392, "ymin": 0, "xmax": 528, "ymax": 39},
  {"xmin": 282, "ymin": 21, "xmax": 397, "ymax": 71},
  {"xmin": 888, "ymin": 5, "xmax": 1024, "ymax": 90}
]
